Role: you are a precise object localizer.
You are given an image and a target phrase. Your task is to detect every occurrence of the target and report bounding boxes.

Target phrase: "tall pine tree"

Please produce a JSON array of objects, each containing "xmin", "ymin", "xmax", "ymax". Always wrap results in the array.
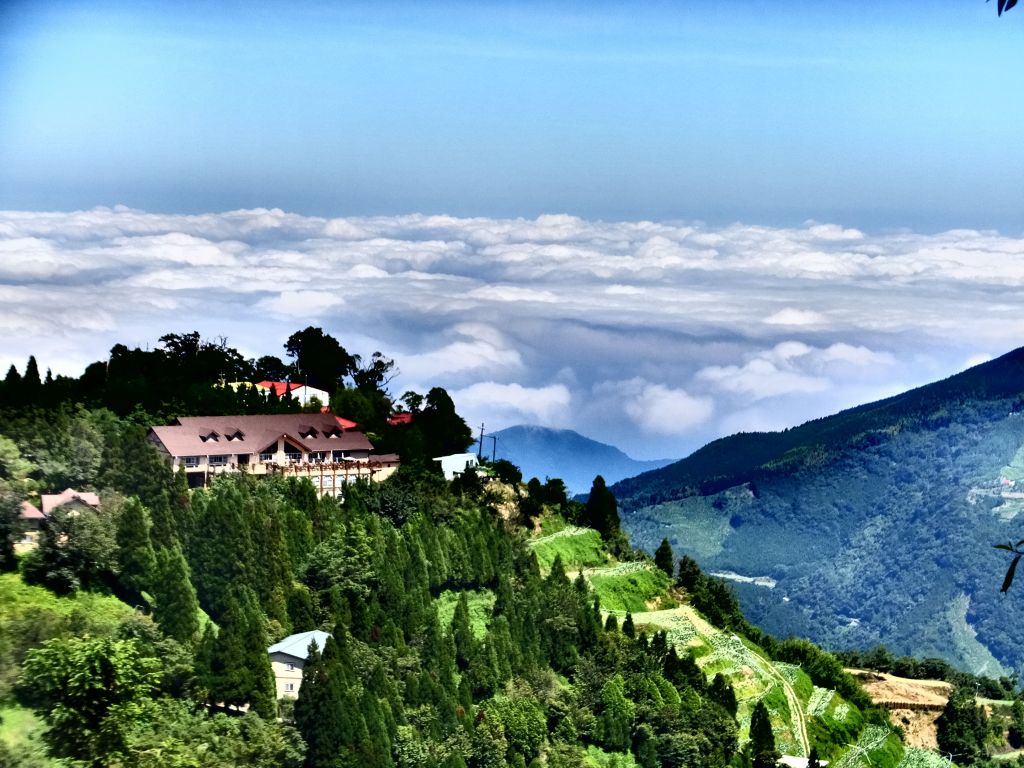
[
  {"xmin": 654, "ymin": 537, "xmax": 674, "ymax": 577},
  {"xmin": 749, "ymin": 699, "xmax": 780, "ymax": 768},
  {"xmin": 208, "ymin": 583, "xmax": 276, "ymax": 719},
  {"xmin": 151, "ymin": 544, "xmax": 201, "ymax": 644},
  {"xmin": 584, "ymin": 476, "xmax": 621, "ymax": 542},
  {"xmin": 115, "ymin": 497, "xmax": 157, "ymax": 604}
]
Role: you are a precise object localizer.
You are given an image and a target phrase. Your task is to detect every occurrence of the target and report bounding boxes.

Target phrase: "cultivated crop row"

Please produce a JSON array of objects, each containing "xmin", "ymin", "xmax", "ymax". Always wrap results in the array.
[{"xmin": 807, "ymin": 686, "xmax": 834, "ymax": 717}]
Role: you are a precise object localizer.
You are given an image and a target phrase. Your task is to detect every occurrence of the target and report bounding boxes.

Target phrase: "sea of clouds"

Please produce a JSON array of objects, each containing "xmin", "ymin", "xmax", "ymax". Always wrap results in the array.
[{"xmin": 2, "ymin": 206, "xmax": 1022, "ymax": 459}]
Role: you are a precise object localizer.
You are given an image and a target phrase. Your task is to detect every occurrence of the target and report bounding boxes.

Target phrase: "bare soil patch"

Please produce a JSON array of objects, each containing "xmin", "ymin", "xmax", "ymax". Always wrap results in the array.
[
  {"xmin": 847, "ymin": 669, "xmax": 950, "ymax": 706},
  {"xmin": 847, "ymin": 669, "xmax": 950, "ymax": 751}
]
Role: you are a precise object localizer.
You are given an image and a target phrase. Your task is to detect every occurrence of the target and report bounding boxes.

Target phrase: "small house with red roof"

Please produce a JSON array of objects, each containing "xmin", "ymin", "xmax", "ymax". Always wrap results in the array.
[{"xmin": 254, "ymin": 381, "xmax": 332, "ymax": 408}]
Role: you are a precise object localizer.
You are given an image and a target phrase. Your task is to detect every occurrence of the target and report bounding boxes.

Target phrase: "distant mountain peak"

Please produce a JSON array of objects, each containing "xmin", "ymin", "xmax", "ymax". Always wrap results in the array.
[{"xmin": 490, "ymin": 425, "xmax": 675, "ymax": 495}]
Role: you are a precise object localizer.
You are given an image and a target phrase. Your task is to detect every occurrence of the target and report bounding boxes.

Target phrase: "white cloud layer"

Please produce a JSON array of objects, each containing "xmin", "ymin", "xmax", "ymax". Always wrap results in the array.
[{"xmin": 1, "ymin": 206, "xmax": 1021, "ymax": 458}]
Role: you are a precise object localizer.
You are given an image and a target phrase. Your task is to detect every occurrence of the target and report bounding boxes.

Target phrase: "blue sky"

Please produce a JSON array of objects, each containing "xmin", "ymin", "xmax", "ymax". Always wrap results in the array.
[
  {"xmin": 2, "ymin": 2, "xmax": 1023, "ymax": 459},
  {"xmin": 1, "ymin": 0, "xmax": 1021, "ymax": 230}
]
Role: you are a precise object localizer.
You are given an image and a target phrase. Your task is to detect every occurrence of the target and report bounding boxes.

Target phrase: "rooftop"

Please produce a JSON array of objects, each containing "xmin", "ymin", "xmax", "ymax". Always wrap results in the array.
[
  {"xmin": 267, "ymin": 630, "xmax": 332, "ymax": 661},
  {"xmin": 40, "ymin": 489, "xmax": 100, "ymax": 516},
  {"xmin": 151, "ymin": 413, "xmax": 373, "ymax": 457}
]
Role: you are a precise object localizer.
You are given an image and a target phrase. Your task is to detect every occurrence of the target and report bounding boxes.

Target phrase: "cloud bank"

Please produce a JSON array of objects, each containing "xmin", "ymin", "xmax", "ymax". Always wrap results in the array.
[{"xmin": 2, "ymin": 206, "xmax": 1021, "ymax": 459}]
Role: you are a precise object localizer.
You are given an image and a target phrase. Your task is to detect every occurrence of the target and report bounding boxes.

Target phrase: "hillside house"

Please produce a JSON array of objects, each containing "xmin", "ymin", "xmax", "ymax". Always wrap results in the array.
[
  {"xmin": 16, "ymin": 500, "xmax": 44, "ymax": 553},
  {"xmin": 254, "ymin": 381, "xmax": 332, "ymax": 407},
  {"xmin": 40, "ymin": 488, "xmax": 100, "ymax": 515},
  {"xmin": 148, "ymin": 413, "xmax": 399, "ymax": 494},
  {"xmin": 434, "ymin": 452, "xmax": 479, "ymax": 481},
  {"xmin": 17, "ymin": 489, "xmax": 102, "ymax": 554},
  {"xmin": 267, "ymin": 629, "xmax": 331, "ymax": 700}
]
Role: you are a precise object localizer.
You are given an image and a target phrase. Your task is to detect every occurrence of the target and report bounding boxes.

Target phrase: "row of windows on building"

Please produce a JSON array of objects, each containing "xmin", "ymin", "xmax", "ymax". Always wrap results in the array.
[{"xmin": 182, "ymin": 450, "xmax": 351, "ymax": 468}]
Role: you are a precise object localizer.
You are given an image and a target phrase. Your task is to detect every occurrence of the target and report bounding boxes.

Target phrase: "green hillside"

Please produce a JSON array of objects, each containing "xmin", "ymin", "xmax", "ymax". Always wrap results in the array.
[
  {"xmin": 613, "ymin": 347, "xmax": 1024, "ymax": 675},
  {"xmin": 526, "ymin": 521, "xmax": 902, "ymax": 767}
]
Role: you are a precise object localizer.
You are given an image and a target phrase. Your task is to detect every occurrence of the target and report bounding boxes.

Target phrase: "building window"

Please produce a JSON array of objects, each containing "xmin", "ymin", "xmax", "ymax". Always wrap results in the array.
[
  {"xmin": 286, "ymin": 663, "xmax": 296, "ymax": 671},
  {"xmin": 310, "ymin": 451, "xmax": 326, "ymax": 463},
  {"xmin": 285, "ymin": 683, "xmax": 295, "ymax": 692},
  {"xmin": 208, "ymin": 455, "xmax": 228, "ymax": 466},
  {"xmin": 183, "ymin": 456, "xmax": 200, "ymax": 468},
  {"xmin": 259, "ymin": 453, "xmax": 274, "ymax": 462},
  {"xmin": 332, "ymin": 450, "xmax": 347, "ymax": 461}
]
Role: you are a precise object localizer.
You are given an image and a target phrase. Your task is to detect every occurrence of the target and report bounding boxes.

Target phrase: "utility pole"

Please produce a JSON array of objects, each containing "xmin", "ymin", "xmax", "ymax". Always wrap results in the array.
[
  {"xmin": 488, "ymin": 434, "xmax": 498, "ymax": 462},
  {"xmin": 477, "ymin": 423, "xmax": 485, "ymax": 459}
]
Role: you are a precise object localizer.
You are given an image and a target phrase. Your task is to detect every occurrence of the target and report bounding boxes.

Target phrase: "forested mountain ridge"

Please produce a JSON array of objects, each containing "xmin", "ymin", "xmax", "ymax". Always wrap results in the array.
[
  {"xmin": 613, "ymin": 347, "xmax": 1024, "ymax": 676},
  {"xmin": 613, "ymin": 346, "xmax": 1024, "ymax": 508}
]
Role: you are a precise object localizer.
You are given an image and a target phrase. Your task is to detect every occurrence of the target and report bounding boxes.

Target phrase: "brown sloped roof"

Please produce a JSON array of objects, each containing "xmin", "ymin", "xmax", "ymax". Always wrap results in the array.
[
  {"xmin": 40, "ymin": 489, "xmax": 100, "ymax": 515},
  {"xmin": 151, "ymin": 414, "xmax": 374, "ymax": 457},
  {"xmin": 20, "ymin": 500, "xmax": 44, "ymax": 520}
]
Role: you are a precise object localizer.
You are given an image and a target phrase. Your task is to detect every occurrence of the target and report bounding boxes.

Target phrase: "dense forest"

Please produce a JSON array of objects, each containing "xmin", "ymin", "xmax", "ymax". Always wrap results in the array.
[{"xmin": 0, "ymin": 330, "xmax": 1015, "ymax": 767}]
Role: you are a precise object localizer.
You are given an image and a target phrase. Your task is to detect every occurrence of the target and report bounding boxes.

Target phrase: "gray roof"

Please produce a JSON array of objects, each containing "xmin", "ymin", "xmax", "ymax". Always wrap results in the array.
[{"xmin": 267, "ymin": 630, "xmax": 331, "ymax": 661}]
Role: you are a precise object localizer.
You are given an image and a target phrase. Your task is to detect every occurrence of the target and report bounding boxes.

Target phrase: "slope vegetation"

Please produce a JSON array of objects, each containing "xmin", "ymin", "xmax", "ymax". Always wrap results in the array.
[
  {"xmin": 527, "ymin": 517, "xmax": 902, "ymax": 767},
  {"xmin": 614, "ymin": 347, "xmax": 1024, "ymax": 674}
]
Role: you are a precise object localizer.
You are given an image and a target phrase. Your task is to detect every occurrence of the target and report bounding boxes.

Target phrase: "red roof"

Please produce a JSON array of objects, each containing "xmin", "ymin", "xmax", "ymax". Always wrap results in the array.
[
  {"xmin": 335, "ymin": 415, "xmax": 358, "ymax": 430},
  {"xmin": 257, "ymin": 380, "xmax": 303, "ymax": 397},
  {"xmin": 388, "ymin": 412, "xmax": 414, "ymax": 426}
]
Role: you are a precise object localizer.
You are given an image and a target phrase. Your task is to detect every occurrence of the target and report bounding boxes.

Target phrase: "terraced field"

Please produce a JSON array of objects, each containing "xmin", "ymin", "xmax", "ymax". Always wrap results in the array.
[
  {"xmin": 528, "ymin": 524, "xmax": 910, "ymax": 766},
  {"xmin": 629, "ymin": 604, "xmax": 810, "ymax": 757}
]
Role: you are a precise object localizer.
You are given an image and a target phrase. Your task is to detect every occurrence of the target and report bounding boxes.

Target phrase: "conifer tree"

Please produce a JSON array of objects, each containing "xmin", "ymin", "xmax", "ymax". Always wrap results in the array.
[
  {"xmin": 3, "ymin": 364, "xmax": 21, "ymax": 390},
  {"xmin": 749, "ymin": 700, "xmax": 780, "ymax": 768},
  {"xmin": 677, "ymin": 554, "xmax": 703, "ymax": 592},
  {"xmin": 287, "ymin": 584, "xmax": 317, "ymax": 632},
  {"xmin": 208, "ymin": 583, "xmax": 276, "ymax": 719},
  {"xmin": 709, "ymin": 672, "xmax": 738, "ymax": 717},
  {"xmin": 189, "ymin": 481, "xmax": 252, "ymax": 618},
  {"xmin": 22, "ymin": 356, "xmax": 41, "ymax": 394},
  {"xmin": 584, "ymin": 476, "xmax": 621, "ymax": 542},
  {"xmin": 654, "ymin": 537, "xmax": 674, "ymax": 577},
  {"xmin": 295, "ymin": 638, "xmax": 347, "ymax": 768},
  {"xmin": 115, "ymin": 497, "xmax": 157, "ymax": 603},
  {"xmin": 598, "ymin": 674, "xmax": 635, "ymax": 752},
  {"xmin": 807, "ymin": 746, "xmax": 822, "ymax": 768},
  {"xmin": 169, "ymin": 466, "xmax": 194, "ymax": 545},
  {"xmin": 451, "ymin": 592, "xmax": 476, "ymax": 671},
  {"xmin": 151, "ymin": 544, "xmax": 201, "ymax": 644},
  {"xmin": 621, "ymin": 612, "xmax": 635, "ymax": 639},
  {"xmin": 101, "ymin": 424, "xmax": 175, "ymax": 516}
]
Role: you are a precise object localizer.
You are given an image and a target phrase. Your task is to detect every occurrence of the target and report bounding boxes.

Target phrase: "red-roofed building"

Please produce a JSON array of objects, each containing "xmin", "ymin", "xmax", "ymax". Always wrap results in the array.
[
  {"xmin": 254, "ymin": 381, "xmax": 332, "ymax": 407},
  {"xmin": 387, "ymin": 412, "xmax": 414, "ymax": 426}
]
